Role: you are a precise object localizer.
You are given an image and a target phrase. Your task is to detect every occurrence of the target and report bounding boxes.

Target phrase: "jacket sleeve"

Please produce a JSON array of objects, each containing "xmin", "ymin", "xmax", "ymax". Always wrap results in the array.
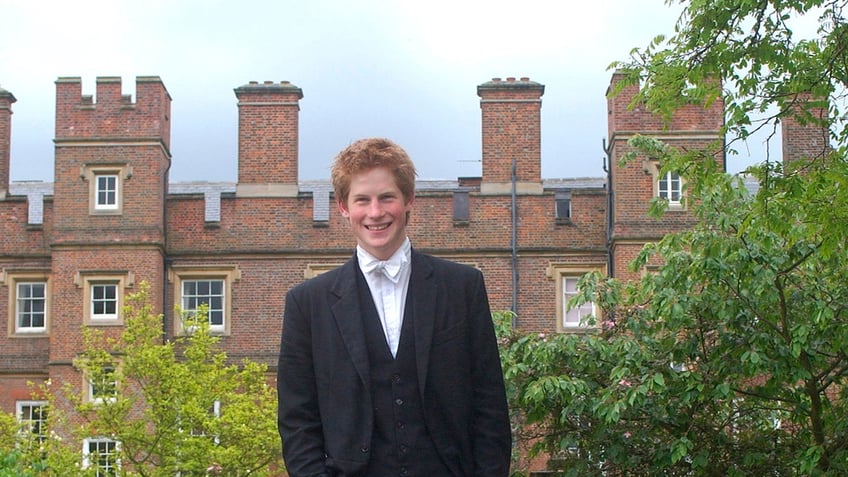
[
  {"xmin": 468, "ymin": 271, "xmax": 513, "ymax": 476},
  {"xmin": 277, "ymin": 286, "xmax": 331, "ymax": 477}
]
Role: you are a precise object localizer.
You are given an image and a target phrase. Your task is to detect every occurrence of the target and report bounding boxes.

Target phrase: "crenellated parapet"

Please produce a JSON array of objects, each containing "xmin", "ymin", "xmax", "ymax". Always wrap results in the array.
[
  {"xmin": 781, "ymin": 92, "xmax": 831, "ymax": 168},
  {"xmin": 606, "ymin": 71, "xmax": 724, "ymax": 141},
  {"xmin": 54, "ymin": 76, "xmax": 172, "ymax": 151}
]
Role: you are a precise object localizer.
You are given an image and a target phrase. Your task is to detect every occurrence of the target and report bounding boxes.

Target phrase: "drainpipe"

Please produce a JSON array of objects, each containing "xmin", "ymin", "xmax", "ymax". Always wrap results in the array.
[
  {"xmin": 162, "ymin": 155, "xmax": 172, "ymax": 344},
  {"xmin": 602, "ymin": 138, "xmax": 614, "ymax": 278},
  {"xmin": 511, "ymin": 159, "xmax": 518, "ymax": 327}
]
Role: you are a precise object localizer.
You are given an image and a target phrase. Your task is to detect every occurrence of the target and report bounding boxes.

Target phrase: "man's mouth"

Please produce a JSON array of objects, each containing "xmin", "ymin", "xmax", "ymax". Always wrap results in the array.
[{"xmin": 365, "ymin": 223, "xmax": 390, "ymax": 231}]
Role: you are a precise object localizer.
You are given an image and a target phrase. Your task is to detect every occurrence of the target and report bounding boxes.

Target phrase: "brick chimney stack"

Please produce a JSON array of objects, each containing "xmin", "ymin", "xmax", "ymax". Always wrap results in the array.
[
  {"xmin": 0, "ymin": 85, "xmax": 16, "ymax": 198},
  {"xmin": 477, "ymin": 77, "xmax": 544, "ymax": 195},
  {"xmin": 781, "ymin": 93, "xmax": 830, "ymax": 169},
  {"xmin": 234, "ymin": 81, "xmax": 303, "ymax": 197}
]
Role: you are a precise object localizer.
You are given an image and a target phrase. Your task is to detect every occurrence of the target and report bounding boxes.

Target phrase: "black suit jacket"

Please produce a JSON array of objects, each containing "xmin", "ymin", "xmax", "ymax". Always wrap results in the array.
[{"xmin": 277, "ymin": 250, "xmax": 511, "ymax": 477}]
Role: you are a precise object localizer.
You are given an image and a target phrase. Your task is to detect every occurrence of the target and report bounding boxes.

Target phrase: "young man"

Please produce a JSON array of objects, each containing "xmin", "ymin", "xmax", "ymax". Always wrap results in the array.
[{"xmin": 277, "ymin": 138, "xmax": 511, "ymax": 476}]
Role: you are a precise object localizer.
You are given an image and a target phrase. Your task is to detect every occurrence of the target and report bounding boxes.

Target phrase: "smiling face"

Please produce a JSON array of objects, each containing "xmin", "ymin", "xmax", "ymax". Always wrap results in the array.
[{"xmin": 339, "ymin": 166, "xmax": 414, "ymax": 260}]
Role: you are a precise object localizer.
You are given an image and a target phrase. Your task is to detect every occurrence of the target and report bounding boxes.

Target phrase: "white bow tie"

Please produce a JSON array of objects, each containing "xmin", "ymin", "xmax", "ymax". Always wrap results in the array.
[{"xmin": 361, "ymin": 255, "xmax": 406, "ymax": 283}]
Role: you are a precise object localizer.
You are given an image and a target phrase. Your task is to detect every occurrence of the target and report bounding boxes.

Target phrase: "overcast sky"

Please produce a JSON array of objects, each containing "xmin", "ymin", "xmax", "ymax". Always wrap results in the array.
[{"xmin": 1, "ymin": 0, "xmax": 765, "ymax": 184}]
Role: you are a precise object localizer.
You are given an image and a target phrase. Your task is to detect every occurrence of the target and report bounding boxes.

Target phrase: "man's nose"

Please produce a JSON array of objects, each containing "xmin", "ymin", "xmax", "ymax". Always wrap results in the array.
[{"xmin": 367, "ymin": 200, "xmax": 383, "ymax": 216}]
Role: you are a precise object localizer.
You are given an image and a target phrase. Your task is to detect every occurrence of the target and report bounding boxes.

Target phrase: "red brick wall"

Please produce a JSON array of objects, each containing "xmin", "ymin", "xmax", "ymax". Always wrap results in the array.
[
  {"xmin": 782, "ymin": 93, "xmax": 830, "ymax": 167},
  {"xmin": 52, "ymin": 145, "xmax": 168, "ymax": 244},
  {"xmin": 162, "ymin": 187, "xmax": 609, "ymax": 362}
]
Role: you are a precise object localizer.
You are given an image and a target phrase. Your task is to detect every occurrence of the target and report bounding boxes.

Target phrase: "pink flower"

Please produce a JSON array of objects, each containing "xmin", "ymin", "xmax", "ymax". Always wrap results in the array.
[{"xmin": 207, "ymin": 463, "xmax": 223, "ymax": 475}]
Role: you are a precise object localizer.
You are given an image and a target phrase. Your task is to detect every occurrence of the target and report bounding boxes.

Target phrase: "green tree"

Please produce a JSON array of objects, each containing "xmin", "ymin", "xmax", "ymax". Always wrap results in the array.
[
  {"xmin": 0, "ymin": 377, "xmax": 83, "ymax": 475},
  {"xmin": 502, "ymin": 152, "xmax": 848, "ymax": 476},
  {"xmin": 66, "ymin": 281, "xmax": 282, "ymax": 476},
  {"xmin": 611, "ymin": 0, "xmax": 846, "ymax": 150},
  {"xmin": 499, "ymin": 1, "xmax": 848, "ymax": 475}
]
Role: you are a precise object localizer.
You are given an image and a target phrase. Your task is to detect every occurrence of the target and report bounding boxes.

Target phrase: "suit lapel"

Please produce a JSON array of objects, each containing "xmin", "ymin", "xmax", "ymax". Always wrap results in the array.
[
  {"xmin": 330, "ymin": 258, "xmax": 370, "ymax": 388},
  {"xmin": 409, "ymin": 251, "xmax": 436, "ymax": 397}
]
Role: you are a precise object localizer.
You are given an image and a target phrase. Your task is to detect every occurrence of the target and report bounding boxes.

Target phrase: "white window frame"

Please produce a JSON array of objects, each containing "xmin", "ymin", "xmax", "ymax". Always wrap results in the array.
[
  {"xmin": 16, "ymin": 400, "xmax": 48, "ymax": 442},
  {"xmin": 90, "ymin": 283, "xmax": 119, "ymax": 321},
  {"xmin": 76, "ymin": 272, "xmax": 132, "ymax": 326},
  {"xmin": 3, "ymin": 271, "xmax": 51, "ymax": 336},
  {"xmin": 81, "ymin": 163, "xmax": 131, "ymax": 215},
  {"xmin": 82, "ymin": 437, "xmax": 120, "ymax": 476},
  {"xmin": 562, "ymin": 276, "xmax": 597, "ymax": 329},
  {"xmin": 547, "ymin": 263, "xmax": 607, "ymax": 332},
  {"xmin": 170, "ymin": 266, "xmax": 240, "ymax": 336},
  {"xmin": 16, "ymin": 281, "xmax": 47, "ymax": 333},
  {"xmin": 181, "ymin": 278, "xmax": 226, "ymax": 333},
  {"xmin": 657, "ymin": 170, "xmax": 682, "ymax": 205},
  {"xmin": 94, "ymin": 173, "xmax": 119, "ymax": 211}
]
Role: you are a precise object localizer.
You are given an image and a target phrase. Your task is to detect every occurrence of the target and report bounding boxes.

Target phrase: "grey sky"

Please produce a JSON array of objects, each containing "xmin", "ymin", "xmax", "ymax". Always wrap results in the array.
[{"xmin": 2, "ymin": 0, "xmax": 764, "ymax": 184}]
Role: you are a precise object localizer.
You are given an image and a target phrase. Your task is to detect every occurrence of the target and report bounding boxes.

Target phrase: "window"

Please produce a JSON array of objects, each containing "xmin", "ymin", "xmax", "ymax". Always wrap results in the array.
[
  {"xmin": 171, "ymin": 266, "xmax": 239, "ymax": 335},
  {"xmin": 91, "ymin": 283, "xmax": 118, "ymax": 321},
  {"xmin": 16, "ymin": 401, "xmax": 48, "ymax": 442},
  {"xmin": 17, "ymin": 281, "xmax": 47, "ymax": 333},
  {"xmin": 562, "ymin": 276, "xmax": 596, "ymax": 328},
  {"xmin": 547, "ymin": 263, "xmax": 606, "ymax": 332},
  {"xmin": 77, "ymin": 272, "xmax": 131, "ymax": 326},
  {"xmin": 81, "ymin": 163, "xmax": 130, "ymax": 215},
  {"xmin": 4, "ymin": 271, "xmax": 50, "ymax": 336},
  {"xmin": 453, "ymin": 191, "xmax": 470, "ymax": 223},
  {"xmin": 644, "ymin": 158, "xmax": 686, "ymax": 210},
  {"xmin": 88, "ymin": 366, "xmax": 118, "ymax": 404},
  {"xmin": 189, "ymin": 400, "xmax": 221, "ymax": 443},
  {"xmin": 83, "ymin": 438, "xmax": 120, "ymax": 476},
  {"xmin": 658, "ymin": 171, "xmax": 682, "ymax": 204},
  {"xmin": 95, "ymin": 174, "xmax": 119, "ymax": 210},
  {"xmin": 182, "ymin": 279, "xmax": 226, "ymax": 332},
  {"xmin": 555, "ymin": 191, "xmax": 572, "ymax": 223}
]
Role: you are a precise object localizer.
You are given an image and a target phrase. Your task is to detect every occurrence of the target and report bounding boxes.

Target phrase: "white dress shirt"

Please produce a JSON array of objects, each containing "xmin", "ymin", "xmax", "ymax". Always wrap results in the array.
[{"xmin": 356, "ymin": 238, "xmax": 412, "ymax": 358}]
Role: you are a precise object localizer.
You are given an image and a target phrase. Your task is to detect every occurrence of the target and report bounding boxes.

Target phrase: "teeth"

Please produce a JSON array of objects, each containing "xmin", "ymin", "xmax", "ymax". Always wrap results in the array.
[{"xmin": 367, "ymin": 224, "xmax": 389, "ymax": 231}]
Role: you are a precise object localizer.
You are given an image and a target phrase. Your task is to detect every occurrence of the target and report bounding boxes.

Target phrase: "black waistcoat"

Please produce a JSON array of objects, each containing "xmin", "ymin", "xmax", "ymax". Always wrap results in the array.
[{"xmin": 356, "ymin": 270, "xmax": 451, "ymax": 477}]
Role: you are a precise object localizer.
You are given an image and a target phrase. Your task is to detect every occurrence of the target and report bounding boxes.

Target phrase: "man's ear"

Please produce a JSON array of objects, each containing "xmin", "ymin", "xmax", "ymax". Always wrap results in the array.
[{"xmin": 338, "ymin": 198, "xmax": 350, "ymax": 218}]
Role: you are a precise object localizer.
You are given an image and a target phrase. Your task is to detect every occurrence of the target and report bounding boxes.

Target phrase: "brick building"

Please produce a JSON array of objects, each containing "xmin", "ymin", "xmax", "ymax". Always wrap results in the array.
[{"xmin": 3, "ymin": 72, "xmax": 794, "ymax": 466}]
